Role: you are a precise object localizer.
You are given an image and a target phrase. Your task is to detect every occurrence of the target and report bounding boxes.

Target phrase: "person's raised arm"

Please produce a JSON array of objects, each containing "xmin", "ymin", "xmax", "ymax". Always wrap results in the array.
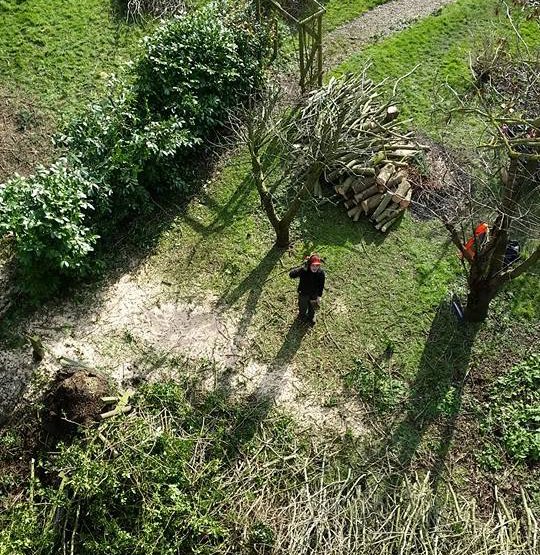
[{"xmin": 289, "ymin": 265, "xmax": 303, "ymax": 279}]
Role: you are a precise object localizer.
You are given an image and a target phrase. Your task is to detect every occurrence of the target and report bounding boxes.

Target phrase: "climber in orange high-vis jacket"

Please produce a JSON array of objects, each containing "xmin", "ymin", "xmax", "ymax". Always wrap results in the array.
[{"xmin": 461, "ymin": 222, "xmax": 489, "ymax": 260}]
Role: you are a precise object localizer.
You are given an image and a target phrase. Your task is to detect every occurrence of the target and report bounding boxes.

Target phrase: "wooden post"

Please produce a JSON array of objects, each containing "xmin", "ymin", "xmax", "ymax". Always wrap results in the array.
[
  {"xmin": 317, "ymin": 14, "xmax": 323, "ymax": 87},
  {"xmin": 265, "ymin": 0, "xmax": 326, "ymax": 93}
]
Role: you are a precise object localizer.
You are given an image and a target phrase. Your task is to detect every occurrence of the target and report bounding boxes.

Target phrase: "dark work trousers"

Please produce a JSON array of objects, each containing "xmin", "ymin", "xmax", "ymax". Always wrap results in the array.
[{"xmin": 298, "ymin": 294, "xmax": 316, "ymax": 322}]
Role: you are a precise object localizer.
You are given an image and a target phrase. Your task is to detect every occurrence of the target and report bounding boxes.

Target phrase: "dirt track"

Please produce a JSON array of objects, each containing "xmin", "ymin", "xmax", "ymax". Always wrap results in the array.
[{"xmin": 324, "ymin": 0, "xmax": 457, "ymax": 70}]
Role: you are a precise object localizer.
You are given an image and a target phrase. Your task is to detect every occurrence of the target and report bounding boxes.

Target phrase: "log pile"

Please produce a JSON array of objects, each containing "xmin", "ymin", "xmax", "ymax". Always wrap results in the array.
[{"xmin": 321, "ymin": 102, "xmax": 427, "ymax": 232}]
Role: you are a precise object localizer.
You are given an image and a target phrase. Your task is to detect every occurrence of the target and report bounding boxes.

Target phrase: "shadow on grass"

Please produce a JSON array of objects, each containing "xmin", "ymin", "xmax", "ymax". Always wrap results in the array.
[
  {"xmin": 297, "ymin": 198, "xmax": 388, "ymax": 252},
  {"xmin": 182, "ymin": 171, "xmax": 254, "ymax": 240},
  {"xmin": 217, "ymin": 245, "xmax": 285, "ymax": 359},
  {"xmin": 386, "ymin": 301, "xmax": 480, "ymax": 492},
  {"xmin": 222, "ymin": 317, "xmax": 310, "ymax": 459}
]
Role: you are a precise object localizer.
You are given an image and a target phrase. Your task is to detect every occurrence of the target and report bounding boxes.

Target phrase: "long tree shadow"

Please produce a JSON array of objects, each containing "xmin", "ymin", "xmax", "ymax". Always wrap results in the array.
[
  {"xmin": 386, "ymin": 301, "xmax": 480, "ymax": 490},
  {"xmin": 222, "ymin": 317, "xmax": 310, "ymax": 459},
  {"xmin": 181, "ymin": 171, "xmax": 255, "ymax": 241},
  {"xmin": 217, "ymin": 245, "xmax": 285, "ymax": 356}
]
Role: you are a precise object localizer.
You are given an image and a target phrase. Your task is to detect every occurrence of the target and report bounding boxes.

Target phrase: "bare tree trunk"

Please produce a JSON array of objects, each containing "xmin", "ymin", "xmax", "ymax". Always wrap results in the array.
[
  {"xmin": 464, "ymin": 278, "xmax": 497, "ymax": 322},
  {"xmin": 275, "ymin": 221, "xmax": 290, "ymax": 248}
]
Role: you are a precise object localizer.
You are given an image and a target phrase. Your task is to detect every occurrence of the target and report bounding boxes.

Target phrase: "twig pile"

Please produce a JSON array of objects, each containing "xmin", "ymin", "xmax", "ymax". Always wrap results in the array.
[{"xmin": 315, "ymin": 76, "xmax": 428, "ymax": 232}]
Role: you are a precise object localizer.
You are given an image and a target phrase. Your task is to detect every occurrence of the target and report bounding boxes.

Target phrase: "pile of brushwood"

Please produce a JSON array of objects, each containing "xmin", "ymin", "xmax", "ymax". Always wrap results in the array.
[
  {"xmin": 1, "ymin": 382, "xmax": 539, "ymax": 555},
  {"xmin": 320, "ymin": 83, "xmax": 427, "ymax": 232}
]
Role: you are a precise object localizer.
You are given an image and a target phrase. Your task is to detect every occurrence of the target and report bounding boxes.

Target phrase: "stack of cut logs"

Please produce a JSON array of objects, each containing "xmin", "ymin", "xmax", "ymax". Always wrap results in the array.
[{"xmin": 322, "ymin": 105, "xmax": 426, "ymax": 232}]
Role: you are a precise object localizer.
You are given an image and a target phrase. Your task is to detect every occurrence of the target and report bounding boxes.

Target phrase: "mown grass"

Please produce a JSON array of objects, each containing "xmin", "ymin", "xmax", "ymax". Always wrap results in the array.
[
  {"xmin": 139, "ymin": 0, "xmax": 540, "ymax": 501},
  {"xmin": 0, "ymin": 0, "xmax": 150, "ymax": 116},
  {"xmin": 333, "ymin": 0, "xmax": 540, "ymax": 137},
  {"xmin": 322, "ymin": 0, "xmax": 391, "ymax": 31}
]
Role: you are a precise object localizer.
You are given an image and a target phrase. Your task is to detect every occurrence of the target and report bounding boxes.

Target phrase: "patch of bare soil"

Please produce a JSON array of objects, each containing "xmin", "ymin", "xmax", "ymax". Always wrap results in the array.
[
  {"xmin": 43, "ymin": 367, "xmax": 115, "ymax": 435},
  {"xmin": 1, "ymin": 271, "xmax": 366, "ymax": 437},
  {"xmin": 0, "ymin": 88, "xmax": 54, "ymax": 183}
]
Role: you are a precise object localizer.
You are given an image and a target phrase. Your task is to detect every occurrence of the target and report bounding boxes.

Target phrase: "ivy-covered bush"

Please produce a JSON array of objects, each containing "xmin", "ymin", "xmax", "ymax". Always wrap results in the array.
[
  {"xmin": 0, "ymin": 160, "xmax": 100, "ymax": 282},
  {"xmin": 1, "ymin": 1, "xmax": 269, "ymax": 284},
  {"xmin": 62, "ymin": 1, "xmax": 267, "ymax": 202},
  {"xmin": 134, "ymin": 1, "xmax": 267, "ymax": 140}
]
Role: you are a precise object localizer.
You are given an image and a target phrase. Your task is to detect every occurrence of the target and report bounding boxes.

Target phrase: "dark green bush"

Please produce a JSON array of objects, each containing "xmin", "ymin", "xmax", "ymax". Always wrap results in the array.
[
  {"xmin": 1, "ymin": 1, "xmax": 269, "ymax": 282},
  {"xmin": 62, "ymin": 0, "xmax": 267, "ymax": 205},
  {"xmin": 134, "ymin": 0, "xmax": 267, "ymax": 139},
  {"xmin": 0, "ymin": 160, "xmax": 101, "ymax": 281}
]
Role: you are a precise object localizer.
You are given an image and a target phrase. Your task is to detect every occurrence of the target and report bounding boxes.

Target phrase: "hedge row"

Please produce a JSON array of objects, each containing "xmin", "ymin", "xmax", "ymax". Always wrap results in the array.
[{"xmin": 0, "ymin": 0, "xmax": 269, "ymax": 288}]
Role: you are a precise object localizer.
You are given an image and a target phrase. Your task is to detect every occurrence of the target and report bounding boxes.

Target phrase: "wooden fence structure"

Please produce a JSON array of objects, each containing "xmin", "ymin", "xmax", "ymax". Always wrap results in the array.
[{"xmin": 256, "ymin": 0, "xmax": 326, "ymax": 93}]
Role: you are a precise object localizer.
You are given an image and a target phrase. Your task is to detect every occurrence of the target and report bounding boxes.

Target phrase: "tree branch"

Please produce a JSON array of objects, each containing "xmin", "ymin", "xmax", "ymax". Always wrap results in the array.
[
  {"xmin": 500, "ymin": 244, "xmax": 540, "ymax": 281},
  {"xmin": 444, "ymin": 221, "xmax": 474, "ymax": 263}
]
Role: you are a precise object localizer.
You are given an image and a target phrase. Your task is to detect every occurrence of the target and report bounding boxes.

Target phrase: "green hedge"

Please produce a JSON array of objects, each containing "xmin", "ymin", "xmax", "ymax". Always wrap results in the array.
[{"xmin": 0, "ymin": 1, "xmax": 269, "ymax": 289}]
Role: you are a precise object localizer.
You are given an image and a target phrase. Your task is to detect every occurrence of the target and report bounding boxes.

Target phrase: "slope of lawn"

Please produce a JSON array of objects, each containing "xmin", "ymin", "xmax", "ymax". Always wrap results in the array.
[
  {"xmin": 0, "ymin": 0, "xmax": 151, "ymax": 116},
  {"xmin": 333, "ymin": 0, "xmax": 540, "ymax": 137}
]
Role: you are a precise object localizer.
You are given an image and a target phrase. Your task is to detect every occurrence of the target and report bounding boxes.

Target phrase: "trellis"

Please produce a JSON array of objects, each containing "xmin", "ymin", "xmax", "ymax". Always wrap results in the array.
[{"xmin": 257, "ymin": 0, "xmax": 326, "ymax": 93}]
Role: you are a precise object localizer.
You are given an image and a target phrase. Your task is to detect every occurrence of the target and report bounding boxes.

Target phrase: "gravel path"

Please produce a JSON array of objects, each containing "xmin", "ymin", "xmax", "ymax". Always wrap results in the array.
[{"xmin": 324, "ymin": 0, "xmax": 458, "ymax": 70}]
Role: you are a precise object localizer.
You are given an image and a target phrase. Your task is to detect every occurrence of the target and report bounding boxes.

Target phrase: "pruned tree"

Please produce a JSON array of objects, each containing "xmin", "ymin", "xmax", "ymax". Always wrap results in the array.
[
  {"xmin": 438, "ymin": 32, "xmax": 540, "ymax": 322},
  {"xmin": 233, "ymin": 72, "xmax": 415, "ymax": 247}
]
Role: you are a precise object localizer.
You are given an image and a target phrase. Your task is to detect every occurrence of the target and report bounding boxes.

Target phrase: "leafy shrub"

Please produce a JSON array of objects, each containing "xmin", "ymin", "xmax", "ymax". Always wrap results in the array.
[
  {"xmin": 482, "ymin": 353, "xmax": 540, "ymax": 463},
  {"xmin": 134, "ymin": 0, "xmax": 267, "ymax": 136},
  {"xmin": 2, "ymin": 1, "xmax": 269, "ymax": 282},
  {"xmin": 62, "ymin": 1, "xmax": 267, "ymax": 205},
  {"xmin": 58, "ymin": 81, "xmax": 193, "ymax": 227},
  {"xmin": 0, "ymin": 160, "xmax": 100, "ymax": 282},
  {"xmin": 2, "ymin": 381, "xmax": 538, "ymax": 555}
]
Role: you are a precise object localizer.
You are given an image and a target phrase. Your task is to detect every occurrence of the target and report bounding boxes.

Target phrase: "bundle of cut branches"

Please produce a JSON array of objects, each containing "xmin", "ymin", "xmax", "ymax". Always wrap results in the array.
[{"xmin": 303, "ymin": 74, "xmax": 428, "ymax": 232}]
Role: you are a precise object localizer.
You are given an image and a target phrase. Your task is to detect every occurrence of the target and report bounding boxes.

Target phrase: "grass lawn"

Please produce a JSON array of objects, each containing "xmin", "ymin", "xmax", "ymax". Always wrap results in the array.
[
  {"xmin": 0, "ymin": 0, "xmax": 150, "ymax": 116},
  {"xmin": 322, "ymin": 0, "xmax": 391, "ymax": 31},
  {"xmin": 138, "ymin": 0, "xmax": 540, "ymax": 498}
]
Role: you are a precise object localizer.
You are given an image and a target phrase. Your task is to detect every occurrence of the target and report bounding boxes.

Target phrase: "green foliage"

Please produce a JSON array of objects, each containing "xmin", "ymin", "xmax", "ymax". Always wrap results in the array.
[
  {"xmin": 0, "ymin": 383, "xmax": 291, "ymax": 555},
  {"xmin": 0, "ymin": 160, "xmax": 99, "ymax": 282},
  {"xmin": 344, "ymin": 357, "xmax": 407, "ymax": 412},
  {"xmin": 1, "ymin": 381, "xmax": 538, "ymax": 555},
  {"xmin": 482, "ymin": 354, "xmax": 540, "ymax": 463},
  {"xmin": 135, "ymin": 1, "xmax": 267, "ymax": 138},
  {"xmin": 1, "ymin": 1, "xmax": 268, "ymax": 282},
  {"xmin": 58, "ymin": 80, "xmax": 192, "ymax": 225},
  {"xmin": 61, "ymin": 1, "xmax": 267, "ymax": 201}
]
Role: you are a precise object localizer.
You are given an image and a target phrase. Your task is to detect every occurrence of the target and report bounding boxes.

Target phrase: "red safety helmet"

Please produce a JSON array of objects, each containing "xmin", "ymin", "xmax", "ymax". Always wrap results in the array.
[{"xmin": 307, "ymin": 254, "xmax": 322, "ymax": 266}]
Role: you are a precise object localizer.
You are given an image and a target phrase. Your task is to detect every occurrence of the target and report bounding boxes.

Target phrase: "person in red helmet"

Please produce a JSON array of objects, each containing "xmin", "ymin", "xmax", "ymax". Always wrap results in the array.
[{"xmin": 289, "ymin": 254, "xmax": 325, "ymax": 325}]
